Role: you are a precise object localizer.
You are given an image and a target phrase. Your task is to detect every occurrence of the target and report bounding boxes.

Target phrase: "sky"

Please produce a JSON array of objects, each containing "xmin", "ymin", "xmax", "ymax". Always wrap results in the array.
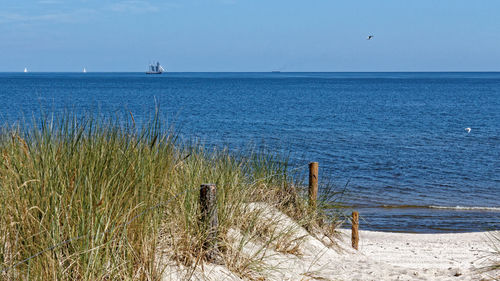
[{"xmin": 1, "ymin": 0, "xmax": 499, "ymax": 72}]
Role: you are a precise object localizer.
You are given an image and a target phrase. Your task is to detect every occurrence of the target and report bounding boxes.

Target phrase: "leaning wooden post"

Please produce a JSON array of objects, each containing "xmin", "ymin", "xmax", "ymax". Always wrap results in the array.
[
  {"xmin": 352, "ymin": 211, "xmax": 359, "ymax": 250},
  {"xmin": 200, "ymin": 184, "xmax": 219, "ymax": 261},
  {"xmin": 308, "ymin": 162, "xmax": 319, "ymax": 209}
]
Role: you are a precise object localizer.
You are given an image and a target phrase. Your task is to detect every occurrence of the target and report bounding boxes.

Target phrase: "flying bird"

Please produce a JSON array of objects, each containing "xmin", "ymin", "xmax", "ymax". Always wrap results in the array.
[
  {"xmin": 465, "ymin": 127, "xmax": 471, "ymax": 133},
  {"xmin": 367, "ymin": 35, "xmax": 374, "ymax": 40}
]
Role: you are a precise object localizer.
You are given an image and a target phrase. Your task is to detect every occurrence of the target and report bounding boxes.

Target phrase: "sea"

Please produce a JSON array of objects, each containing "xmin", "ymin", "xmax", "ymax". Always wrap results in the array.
[{"xmin": 0, "ymin": 72, "xmax": 499, "ymax": 233}]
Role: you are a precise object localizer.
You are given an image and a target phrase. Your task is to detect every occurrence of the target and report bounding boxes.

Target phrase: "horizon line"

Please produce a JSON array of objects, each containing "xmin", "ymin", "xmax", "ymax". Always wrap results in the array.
[{"xmin": 2, "ymin": 71, "xmax": 500, "ymax": 73}]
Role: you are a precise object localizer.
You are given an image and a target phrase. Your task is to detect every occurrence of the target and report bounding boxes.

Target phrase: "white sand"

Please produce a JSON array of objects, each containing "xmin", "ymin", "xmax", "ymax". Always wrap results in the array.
[
  {"xmin": 160, "ymin": 204, "xmax": 499, "ymax": 280},
  {"xmin": 337, "ymin": 229, "xmax": 498, "ymax": 280}
]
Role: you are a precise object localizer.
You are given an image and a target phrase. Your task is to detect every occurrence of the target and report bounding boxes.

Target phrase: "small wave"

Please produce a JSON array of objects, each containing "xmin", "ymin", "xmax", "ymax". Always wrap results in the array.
[
  {"xmin": 428, "ymin": 205, "xmax": 500, "ymax": 211},
  {"xmin": 379, "ymin": 204, "xmax": 500, "ymax": 211}
]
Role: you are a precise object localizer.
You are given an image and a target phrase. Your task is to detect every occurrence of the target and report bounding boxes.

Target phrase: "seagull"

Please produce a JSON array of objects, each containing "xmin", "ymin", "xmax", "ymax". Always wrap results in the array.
[
  {"xmin": 367, "ymin": 35, "xmax": 374, "ymax": 40},
  {"xmin": 465, "ymin": 127, "xmax": 471, "ymax": 133}
]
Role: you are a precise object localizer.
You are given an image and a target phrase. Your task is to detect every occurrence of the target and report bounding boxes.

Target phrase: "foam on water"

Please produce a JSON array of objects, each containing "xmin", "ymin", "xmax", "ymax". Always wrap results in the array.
[
  {"xmin": 428, "ymin": 205, "xmax": 500, "ymax": 211},
  {"xmin": 379, "ymin": 204, "xmax": 500, "ymax": 212}
]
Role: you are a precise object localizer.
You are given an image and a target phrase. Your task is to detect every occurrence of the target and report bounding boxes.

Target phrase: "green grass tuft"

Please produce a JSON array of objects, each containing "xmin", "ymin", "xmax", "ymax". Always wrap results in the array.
[{"xmin": 481, "ymin": 231, "xmax": 500, "ymax": 280}]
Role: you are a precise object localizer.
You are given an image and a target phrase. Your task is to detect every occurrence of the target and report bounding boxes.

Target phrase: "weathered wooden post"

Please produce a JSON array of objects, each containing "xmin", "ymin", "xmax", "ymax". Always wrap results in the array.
[
  {"xmin": 351, "ymin": 211, "xmax": 359, "ymax": 250},
  {"xmin": 308, "ymin": 162, "xmax": 319, "ymax": 209},
  {"xmin": 200, "ymin": 184, "xmax": 218, "ymax": 261}
]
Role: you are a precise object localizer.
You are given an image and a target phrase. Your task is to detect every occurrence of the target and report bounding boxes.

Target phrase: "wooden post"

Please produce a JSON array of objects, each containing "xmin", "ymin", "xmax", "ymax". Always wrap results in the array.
[
  {"xmin": 308, "ymin": 162, "xmax": 318, "ymax": 209},
  {"xmin": 351, "ymin": 211, "xmax": 359, "ymax": 250},
  {"xmin": 200, "ymin": 184, "xmax": 218, "ymax": 261}
]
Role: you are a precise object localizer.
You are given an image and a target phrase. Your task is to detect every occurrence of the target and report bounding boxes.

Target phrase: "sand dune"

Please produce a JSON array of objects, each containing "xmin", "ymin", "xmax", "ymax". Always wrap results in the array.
[{"xmin": 160, "ymin": 204, "xmax": 499, "ymax": 280}]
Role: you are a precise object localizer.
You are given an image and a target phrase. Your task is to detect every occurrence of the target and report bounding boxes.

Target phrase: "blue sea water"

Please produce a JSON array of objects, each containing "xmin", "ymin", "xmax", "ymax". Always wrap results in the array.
[{"xmin": 0, "ymin": 72, "xmax": 499, "ymax": 233}]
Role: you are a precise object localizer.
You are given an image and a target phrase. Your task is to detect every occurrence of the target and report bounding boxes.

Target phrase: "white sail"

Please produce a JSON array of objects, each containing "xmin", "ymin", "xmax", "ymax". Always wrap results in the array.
[
  {"xmin": 24, "ymin": 67, "xmax": 28, "ymax": 73},
  {"xmin": 83, "ymin": 68, "xmax": 87, "ymax": 73}
]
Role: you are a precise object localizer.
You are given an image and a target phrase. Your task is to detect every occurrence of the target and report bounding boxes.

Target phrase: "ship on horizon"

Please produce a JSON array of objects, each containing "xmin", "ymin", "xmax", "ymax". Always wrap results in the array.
[{"xmin": 146, "ymin": 62, "xmax": 165, "ymax": 74}]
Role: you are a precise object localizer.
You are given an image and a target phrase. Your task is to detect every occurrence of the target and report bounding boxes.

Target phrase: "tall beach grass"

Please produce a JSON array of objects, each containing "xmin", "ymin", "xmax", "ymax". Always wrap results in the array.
[
  {"xmin": 483, "ymin": 231, "xmax": 500, "ymax": 279},
  {"xmin": 0, "ymin": 114, "xmax": 342, "ymax": 280}
]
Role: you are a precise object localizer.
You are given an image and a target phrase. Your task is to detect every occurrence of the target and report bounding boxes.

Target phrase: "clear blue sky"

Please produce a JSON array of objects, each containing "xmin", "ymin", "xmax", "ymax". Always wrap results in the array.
[{"xmin": 1, "ymin": 0, "xmax": 499, "ymax": 72}]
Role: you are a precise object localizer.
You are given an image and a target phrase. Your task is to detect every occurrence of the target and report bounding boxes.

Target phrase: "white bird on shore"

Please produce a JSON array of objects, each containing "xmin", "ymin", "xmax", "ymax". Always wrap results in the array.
[
  {"xmin": 367, "ymin": 35, "xmax": 374, "ymax": 40},
  {"xmin": 465, "ymin": 128, "xmax": 471, "ymax": 133}
]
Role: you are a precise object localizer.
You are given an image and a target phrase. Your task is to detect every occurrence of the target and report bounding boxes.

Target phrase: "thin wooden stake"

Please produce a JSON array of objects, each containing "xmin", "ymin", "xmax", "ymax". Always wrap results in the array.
[
  {"xmin": 308, "ymin": 162, "xmax": 319, "ymax": 209},
  {"xmin": 352, "ymin": 211, "xmax": 359, "ymax": 250},
  {"xmin": 200, "ymin": 184, "xmax": 219, "ymax": 261}
]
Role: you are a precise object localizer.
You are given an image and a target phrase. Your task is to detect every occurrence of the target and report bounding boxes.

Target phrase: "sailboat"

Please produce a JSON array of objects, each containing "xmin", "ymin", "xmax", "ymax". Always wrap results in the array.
[
  {"xmin": 146, "ymin": 62, "xmax": 165, "ymax": 74},
  {"xmin": 24, "ymin": 67, "xmax": 28, "ymax": 73},
  {"xmin": 83, "ymin": 67, "xmax": 87, "ymax": 73}
]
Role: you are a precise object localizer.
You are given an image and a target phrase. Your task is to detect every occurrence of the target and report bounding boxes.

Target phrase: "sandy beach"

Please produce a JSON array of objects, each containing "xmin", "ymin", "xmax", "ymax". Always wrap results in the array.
[
  {"xmin": 338, "ymin": 229, "xmax": 498, "ymax": 280},
  {"xmin": 161, "ymin": 205, "xmax": 499, "ymax": 280}
]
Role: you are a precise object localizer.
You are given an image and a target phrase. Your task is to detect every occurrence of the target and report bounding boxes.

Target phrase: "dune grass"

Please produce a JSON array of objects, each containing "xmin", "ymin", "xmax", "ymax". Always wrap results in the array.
[
  {"xmin": 483, "ymin": 231, "xmax": 500, "ymax": 279},
  {"xmin": 0, "ymin": 114, "xmax": 342, "ymax": 280}
]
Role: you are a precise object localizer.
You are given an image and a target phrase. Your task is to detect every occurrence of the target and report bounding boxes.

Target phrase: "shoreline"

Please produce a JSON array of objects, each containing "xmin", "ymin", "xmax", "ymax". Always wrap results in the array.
[
  {"xmin": 339, "ymin": 206, "xmax": 500, "ymax": 233},
  {"xmin": 339, "ymin": 225, "xmax": 500, "ymax": 234}
]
